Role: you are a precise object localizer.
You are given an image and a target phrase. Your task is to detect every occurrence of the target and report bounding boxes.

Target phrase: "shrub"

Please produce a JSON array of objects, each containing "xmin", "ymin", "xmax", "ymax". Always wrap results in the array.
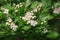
[{"xmin": 0, "ymin": 0, "xmax": 60, "ymax": 40}]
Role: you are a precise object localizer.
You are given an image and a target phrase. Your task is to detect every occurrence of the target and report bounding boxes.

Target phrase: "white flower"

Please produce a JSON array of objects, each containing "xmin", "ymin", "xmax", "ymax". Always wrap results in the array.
[
  {"xmin": 26, "ymin": 12, "xmax": 33, "ymax": 16},
  {"xmin": 53, "ymin": 7, "xmax": 60, "ymax": 14},
  {"xmin": 6, "ymin": 22, "xmax": 10, "ymax": 25},
  {"xmin": 19, "ymin": 3, "xmax": 23, "ymax": 7},
  {"xmin": 29, "ymin": 20, "xmax": 38, "ymax": 26},
  {"xmin": 37, "ymin": 7, "xmax": 41, "ymax": 11},
  {"xmin": 22, "ymin": 12, "xmax": 33, "ymax": 21},
  {"xmin": 27, "ymin": 20, "xmax": 31, "ymax": 24},
  {"xmin": 11, "ymin": 25, "xmax": 18, "ymax": 31},
  {"xmin": 16, "ymin": 3, "xmax": 23, "ymax": 8},
  {"xmin": 16, "ymin": 4, "xmax": 20, "ymax": 8},
  {"xmin": 38, "ymin": 3, "xmax": 42, "ymax": 7},
  {"xmin": 31, "ymin": 11, "xmax": 33, "ymax": 13},
  {"xmin": 19, "ymin": 3, "xmax": 22, "ymax": 5},
  {"xmin": 10, "ymin": 22, "xmax": 18, "ymax": 31},
  {"xmin": 13, "ymin": 3, "xmax": 16, "ymax": 6},
  {"xmin": 10, "ymin": 22, "xmax": 15, "ymax": 26},
  {"xmin": 6, "ymin": 17, "xmax": 18, "ymax": 31},
  {"xmin": 37, "ymin": 3, "xmax": 42, "ymax": 8},
  {"xmin": 15, "ymin": 10, "xmax": 18, "ymax": 12},
  {"xmin": 41, "ymin": 22, "xmax": 44, "ymax": 24},
  {"xmin": 22, "ymin": 12, "xmax": 37, "ymax": 26},
  {"xmin": 1, "ymin": 7, "xmax": 9, "ymax": 14},
  {"xmin": 31, "ymin": 16, "xmax": 36, "ymax": 19},
  {"xmin": 22, "ymin": 16, "xmax": 31, "ymax": 21},
  {"xmin": 36, "ymin": 3, "xmax": 42, "ymax": 11},
  {"xmin": 6, "ymin": 17, "xmax": 12, "ymax": 23},
  {"xmin": 20, "ymin": 4, "xmax": 23, "ymax": 7},
  {"xmin": 33, "ymin": 8, "xmax": 37, "ymax": 12},
  {"xmin": 42, "ymin": 28, "xmax": 48, "ymax": 33},
  {"xmin": 20, "ymin": 16, "xmax": 22, "ymax": 18},
  {"xmin": 3, "ymin": 9, "xmax": 9, "ymax": 14},
  {"xmin": 52, "ymin": 6, "xmax": 54, "ymax": 9}
]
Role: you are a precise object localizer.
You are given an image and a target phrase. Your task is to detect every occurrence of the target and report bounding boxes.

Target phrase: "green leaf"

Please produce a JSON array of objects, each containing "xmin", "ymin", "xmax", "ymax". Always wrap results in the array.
[
  {"xmin": 54, "ymin": 2, "xmax": 60, "ymax": 8},
  {"xmin": 22, "ymin": 26, "xmax": 31, "ymax": 31},
  {"xmin": 47, "ymin": 31, "xmax": 59, "ymax": 39},
  {"xmin": 18, "ymin": 5, "xmax": 26, "ymax": 16},
  {"xmin": 25, "ymin": 0, "xmax": 31, "ymax": 7},
  {"xmin": 42, "ymin": 0, "xmax": 51, "ymax": 8},
  {"xmin": 0, "ymin": 11, "xmax": 7, "ymax": 21},
  {"xmin": 39, "ymin": 13, "xmax": 53, "ymax": 21},
  {"xmin": 0, "ymin": 31, "xmax": 5, "ymax": 37},
  {"xmin": 3, "ymin": 4, "xmax": 12, "ymax": 10},
  {"xmin": 30, "ymin": 1, "xmax": 38, "ymax": 9}
]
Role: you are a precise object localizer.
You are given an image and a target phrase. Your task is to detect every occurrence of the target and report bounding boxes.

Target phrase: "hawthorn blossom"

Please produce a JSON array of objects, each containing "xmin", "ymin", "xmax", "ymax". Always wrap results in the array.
[
  {"xmin": 30, "ymin": 20, "xmax": 38, "ymax": 26},
  {"xmin": 41, "ymin": 22, "xmax": 44, "ymax": 24},
  {"xmin": 37, "ymin": 3, "xmax": 42, "ymax": 11},
  {"xmin": 6, "ymin": 18, "xmax": 18, "ymax": 31},
  {"xmin": 21, "ymin": 11, "xmax": 37, "ymax": 26},
  {"xmin": 13, "ymin": 3, "xmax": 16, "ymax": 6},
  {"xmin": 37, "ymin": 3, "xmax": 42, "ymax": 8},
  {"xmin": 3, "ymin": 9, "xmax": 9, "ymax": 14},
  {"xmin": 0, "ymin": 7, "xmax": 9, "ymax": 14},
  {"xmin": 15, "ymin": 10, "xmax": 18, "ymax": 12},
  {"xmin": 42, "ymin": 28, "xmax": 48, "ymax": 33},
  {"xmin": 22, "ymin": 15, "xmax": 31, "ymax": 21},
  {"xmin": 27, "ymin": 20, "xmax": 31, "ymax": 24},
  {"xmin": 26, "ymin": 12, "xmax": 32, "ymax": 16},
  {"xmin": 16, "ymin": 4, "xmax": 20, "ymax": 8},
  {"xmin": 22, "ymin": 12, "xmax": 34, "ymax": 21},
  {"xmin": 31, "ymin": 3, "xmax": 42, "ymax": 13},
  {"xmin": 15, "ymin": 3, "xmax": 23, "ymax": 8},
  {"xmin": 10, "ymin": 22, "xmax": 15, "ymax": 26},
  {"xmin": 10, "ymin": 22, "xmax": 18, "ymax": 31},
  {"xmin": 31, "ymin": 16, "xmax": 36, "ymax": 19},
  {"xmin": 27, "ymin": 20, "xmax": 38, "ymax": 26},
  {"xmin": 53, "ymin": 7, "xmax": 60, "ymax": 14},
  {"xmin": 6, "ymin": 22, "xmax": 10, "ymax": 25},
  {"xmin": 6, "ymin": 17, "xmax": 12, "ymax": 23},
  {"xmin": 19, "ymin": 3, "xmax": 23, "ymax": 7},
  {"xmin": 32, "ymin": 8, "xmax": 38, "ymax": 12}
]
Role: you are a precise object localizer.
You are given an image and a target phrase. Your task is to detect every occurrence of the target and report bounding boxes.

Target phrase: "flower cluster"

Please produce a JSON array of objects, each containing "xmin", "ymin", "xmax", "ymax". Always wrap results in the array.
[
  {"xmin": 42, "ymin": 28, "xmax": 48, "ymax": 33},
  {"xmin": 31, "ymin": 3, "xmax": 42, "ymax": 13},
  {"xmin": 12, "ymin": 3, "xmax": 23, "ymax": 12},
  {"xmin": 21, "ymin": 3, "xmax": 42, "ymax": 26},
  {"xmin": 1, "ymin": 7, "xmax": 9, "ymax": 14},
  {"xmin": 53, "ymin": 7, "xmax": 60, "ymax": 14},
  {"xmin": 22, "ymin": 12, "xmax": 37, "ymax": 26},
  {"xmin": 0, "ymin": 0, "xmax": 60, "ymax": 40},
  {"xmin": 6, "ymin": 17, "xmax": 18, "ymax": 31}
]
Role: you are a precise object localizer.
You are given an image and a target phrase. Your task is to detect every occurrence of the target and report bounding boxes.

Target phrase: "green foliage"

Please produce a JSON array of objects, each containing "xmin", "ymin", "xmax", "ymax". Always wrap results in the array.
[
  {"xmin": 0, "ymin": 0, "xmax": 60, "ymax": 40},
  {"xmin": 42, "ymin": 0, "xmax": 51, "ymax": 8},
  {"xmin": 22, "ymin": 26, "xmax": 31, "ymax": 31},
  {"xmin": 30, "ymin": 1, "xmax": 39, "ymax": 9},
  {"xmin": 47, "ymin": 31, "xmax": 59, "ymax": 39},
  {"xmin": 0, "ymin": 11, "xmax": 7, "ymax": 21},
  {"xmin": 25, "ymin": 0, "xmax": 31, "ymax": 7}
]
